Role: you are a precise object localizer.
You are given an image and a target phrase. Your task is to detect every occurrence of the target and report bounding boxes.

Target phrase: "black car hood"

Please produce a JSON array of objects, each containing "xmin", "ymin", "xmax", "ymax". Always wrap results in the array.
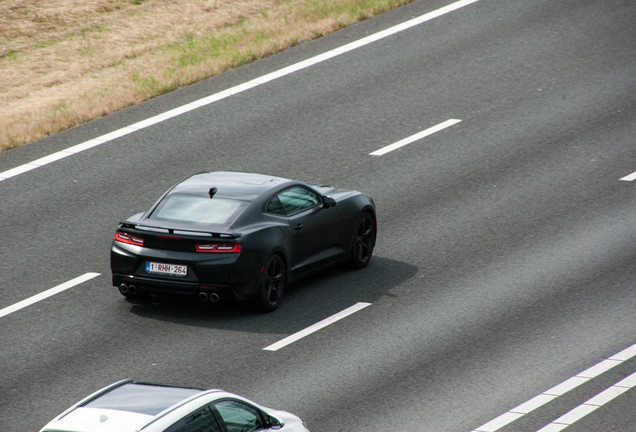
[
  {"xmin": 312, "ymin": 185, "xmax": 360, "ymax": 201},
  {"xmin": 312, "ymin": 184, "xmax": 343, "ymax": 196}
]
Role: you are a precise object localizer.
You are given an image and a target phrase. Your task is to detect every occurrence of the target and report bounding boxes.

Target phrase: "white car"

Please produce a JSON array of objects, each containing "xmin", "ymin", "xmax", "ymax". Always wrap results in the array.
[{"xmin": 40, "ymin": 379, "xmax": 310, "ymax": 432}]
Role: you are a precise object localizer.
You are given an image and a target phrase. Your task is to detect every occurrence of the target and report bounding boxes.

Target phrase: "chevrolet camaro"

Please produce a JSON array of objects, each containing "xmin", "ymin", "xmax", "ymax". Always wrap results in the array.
[{"xmin": 110, "ymin": 171, "xmax": 376, "ymax": 311}]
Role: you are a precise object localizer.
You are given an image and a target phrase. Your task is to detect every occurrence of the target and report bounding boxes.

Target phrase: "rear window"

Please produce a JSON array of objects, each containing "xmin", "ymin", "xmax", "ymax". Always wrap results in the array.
[
  {"xmin": 151, "ymin": 194, "xmax": 247, "ymax": 225},
  {"xmin": 84, "ymin": 383, "xmax": 201, "ymax": 416}
]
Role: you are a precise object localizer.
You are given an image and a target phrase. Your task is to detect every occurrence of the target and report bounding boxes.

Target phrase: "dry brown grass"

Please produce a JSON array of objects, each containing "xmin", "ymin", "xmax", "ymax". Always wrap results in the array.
[{"xmin": 0, "ymin": 0, "xmax": 413, "ymax": 153}]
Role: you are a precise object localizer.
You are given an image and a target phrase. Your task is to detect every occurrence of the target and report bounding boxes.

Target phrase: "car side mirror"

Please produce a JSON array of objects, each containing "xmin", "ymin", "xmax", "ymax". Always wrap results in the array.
[
  {"xmin": 267, "ymin": 414, "xmax": 284, "ymax": 429},
  {"xmin": 323, "ymin": 196, "xmax": 336, "ymax": 208}
]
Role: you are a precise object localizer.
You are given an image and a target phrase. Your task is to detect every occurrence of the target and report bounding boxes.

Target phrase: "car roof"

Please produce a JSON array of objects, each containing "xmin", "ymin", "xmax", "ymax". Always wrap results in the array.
[
  {"xmin": 43, "ymin": 407, "xmax": 153, "ymax": 432},
  {"xmin": 171, "ymin": 171, "xmax": 293, "ymax": 201},
  {"xmin": 41, "ymin": 380, "xmax": 221, "ymax": 432},
  {"xmin": 82, "ymin": 382, "xmax": 203, "ymax": 415}
]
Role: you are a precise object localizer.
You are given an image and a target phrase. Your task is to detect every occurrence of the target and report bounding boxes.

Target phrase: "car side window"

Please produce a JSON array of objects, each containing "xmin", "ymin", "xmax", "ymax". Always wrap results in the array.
[
  {"xmin": 213, "ymin": 399, "xmax": 263, "ymax": 432},
  {"xmin": 275, "ymin": 186, "xmax": 321, "ymax": 216},
  {"xmin": 265, "ymin": 195, "xmax": 286, "ymax": 215},
  {"xmin": 166, "ymin": 406, "xmax": 222, "ymax": 432}
]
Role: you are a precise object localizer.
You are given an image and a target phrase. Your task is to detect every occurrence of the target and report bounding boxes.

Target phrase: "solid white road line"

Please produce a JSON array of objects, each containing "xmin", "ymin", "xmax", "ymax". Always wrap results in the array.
[
  {"xmin": 619, "ymin": 171, "xmax": 636, "ymax": 181},
  {"xmin": 0, "ymin": 0, "xmax": 481, "ymax": 183},
  {"xmin": 535, "ymin": 371, "xmax": 636, "ymax": 432},
  {"xmin": 263, "ymin": 302, "xmax": 371, "ymax": 351},
  {"xmin": 369, "ymin": 119, "xmax": 462, "ymax": 156},
  {"xmin": 471, "ymin": 343, "xmax": 636, "ymax": 432},
  {"xmin": 0, "ymin": 273, "xmax": 101, "ymax": 319}
]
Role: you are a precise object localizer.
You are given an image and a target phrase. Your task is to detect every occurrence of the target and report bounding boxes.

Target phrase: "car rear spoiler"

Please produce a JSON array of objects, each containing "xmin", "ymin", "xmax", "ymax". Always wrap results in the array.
[{"xmin": 120, "ymin": 223, "xmax": 240, "ymax": 239}]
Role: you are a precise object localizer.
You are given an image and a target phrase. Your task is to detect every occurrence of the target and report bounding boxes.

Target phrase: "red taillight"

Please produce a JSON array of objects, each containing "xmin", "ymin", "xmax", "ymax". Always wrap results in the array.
[
  {"xmin": 196, "ymin": 243, "xmax": 241, "ymax": 253},
  {"xmin": 114, "ymin": 231, "xmax": 144, "ymax": 247}
]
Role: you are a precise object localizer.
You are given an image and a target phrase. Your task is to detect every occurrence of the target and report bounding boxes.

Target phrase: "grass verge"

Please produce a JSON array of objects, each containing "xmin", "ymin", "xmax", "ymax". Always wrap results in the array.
[{"xmin": 0, "ymin": 0, "xmax": 414, "ymax": 153}]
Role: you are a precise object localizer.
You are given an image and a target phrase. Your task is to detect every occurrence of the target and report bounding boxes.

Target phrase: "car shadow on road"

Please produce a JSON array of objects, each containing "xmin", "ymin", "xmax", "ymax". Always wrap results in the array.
[{"xmin": 127, "ymin": 256, "xmax": 417, "ymax": 334}]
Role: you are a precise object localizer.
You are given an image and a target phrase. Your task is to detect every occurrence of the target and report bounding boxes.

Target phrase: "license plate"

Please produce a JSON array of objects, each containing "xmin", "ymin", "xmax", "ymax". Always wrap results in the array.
[{"xmin": 146, "ymin": 262, "xmax": 187, "ymax": 277}]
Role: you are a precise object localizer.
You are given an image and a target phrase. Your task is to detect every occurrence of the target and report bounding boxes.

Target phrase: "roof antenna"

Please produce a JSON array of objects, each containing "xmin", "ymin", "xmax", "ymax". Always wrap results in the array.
[{"xmin": 209, "ymin": 187, "xmax": 217, "ymax": 198}]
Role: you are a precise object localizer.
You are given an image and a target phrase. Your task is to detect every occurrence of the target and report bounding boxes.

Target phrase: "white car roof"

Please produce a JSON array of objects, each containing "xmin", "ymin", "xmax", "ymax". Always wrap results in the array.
[
  {"xmin": 40, "ymin": 380, "xmax": 212, "ymax": 432},
  {"xmin": 42, "ymin": 407, "xmax": 152, "ymax": 432}
]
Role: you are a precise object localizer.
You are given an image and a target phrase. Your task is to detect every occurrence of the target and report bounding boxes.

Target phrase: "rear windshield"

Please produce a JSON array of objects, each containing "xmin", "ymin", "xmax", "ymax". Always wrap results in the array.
[
  {"xmin": 151, "ymin": 194, "xmax": 247, "ymax": 225},
  {"xmin": 84, "ymin": 383, "xmax": 201, "ymax": 416}
]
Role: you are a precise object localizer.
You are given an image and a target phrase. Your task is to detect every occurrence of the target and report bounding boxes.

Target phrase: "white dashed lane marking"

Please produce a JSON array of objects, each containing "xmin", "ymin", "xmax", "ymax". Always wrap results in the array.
[
  {"xmin": 536, "ymin": 370, "xmax": 636, "ymax": 432},
  {"xmin": 619, "ymin": 171, "xmax": 636, "ymax": 181},
  {"xmin": 0, "ymin": 273, "xmax": 101, "ymax": 319},
  {"xmin": 263, "ymin": 302, "xmax": 371, "ymax": 351},
  {"xmin": 369, "ymin": 119, "xmax": 462, "ymax": 156},
  {"xmin": 472, "ymin": 343, "xmax": 636, "ymax": 432}
]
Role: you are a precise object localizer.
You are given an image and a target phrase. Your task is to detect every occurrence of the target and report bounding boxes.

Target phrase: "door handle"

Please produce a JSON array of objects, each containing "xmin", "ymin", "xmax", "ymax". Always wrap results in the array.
[{"xmin": 294, "ymin": 223, "xmax": 304, "ymax": 230}]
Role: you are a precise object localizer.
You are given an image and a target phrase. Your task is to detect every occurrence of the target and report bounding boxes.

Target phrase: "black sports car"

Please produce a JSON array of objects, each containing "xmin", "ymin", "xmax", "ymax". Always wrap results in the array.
[{"xmin": 111, "ymin": 171, "xmax": 376, "ymax": 311}]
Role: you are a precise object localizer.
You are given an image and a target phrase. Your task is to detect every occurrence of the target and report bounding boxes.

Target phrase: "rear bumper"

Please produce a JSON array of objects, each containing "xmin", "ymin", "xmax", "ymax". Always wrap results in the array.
[
  {"xmin": 111, "ymin": 273, "xmax": 248, "ymax": 299},
  {"xmin": 110, "ymin": 243, "xmax": 261, "ymax": 300}
]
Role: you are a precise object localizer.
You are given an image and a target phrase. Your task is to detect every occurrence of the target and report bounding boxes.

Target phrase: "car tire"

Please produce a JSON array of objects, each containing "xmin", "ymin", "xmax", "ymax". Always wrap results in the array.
[
  {"xmin": 256, "ymin": 255, "xmax": 286, "ymax": 312},
  {"xmin": 350, "ymin": 211, "xmax": 376, "ymax": 269}
]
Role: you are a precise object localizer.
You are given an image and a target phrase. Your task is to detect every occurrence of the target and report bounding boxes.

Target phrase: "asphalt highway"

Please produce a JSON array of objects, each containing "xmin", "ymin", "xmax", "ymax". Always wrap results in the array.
[{"xmin": 1, "ymin": 0, "xmax": 634, "ymax": 430}]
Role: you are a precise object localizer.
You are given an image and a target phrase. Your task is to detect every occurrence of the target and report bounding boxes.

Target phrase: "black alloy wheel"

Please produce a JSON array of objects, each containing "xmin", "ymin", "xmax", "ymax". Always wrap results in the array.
[
  {"xmin": 351, "ymin": 212, "xmax": 376, "ymax": 269},
  {"xmin": 257, "ymin": 255, "xmax": 286, "ymax": 312}
]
